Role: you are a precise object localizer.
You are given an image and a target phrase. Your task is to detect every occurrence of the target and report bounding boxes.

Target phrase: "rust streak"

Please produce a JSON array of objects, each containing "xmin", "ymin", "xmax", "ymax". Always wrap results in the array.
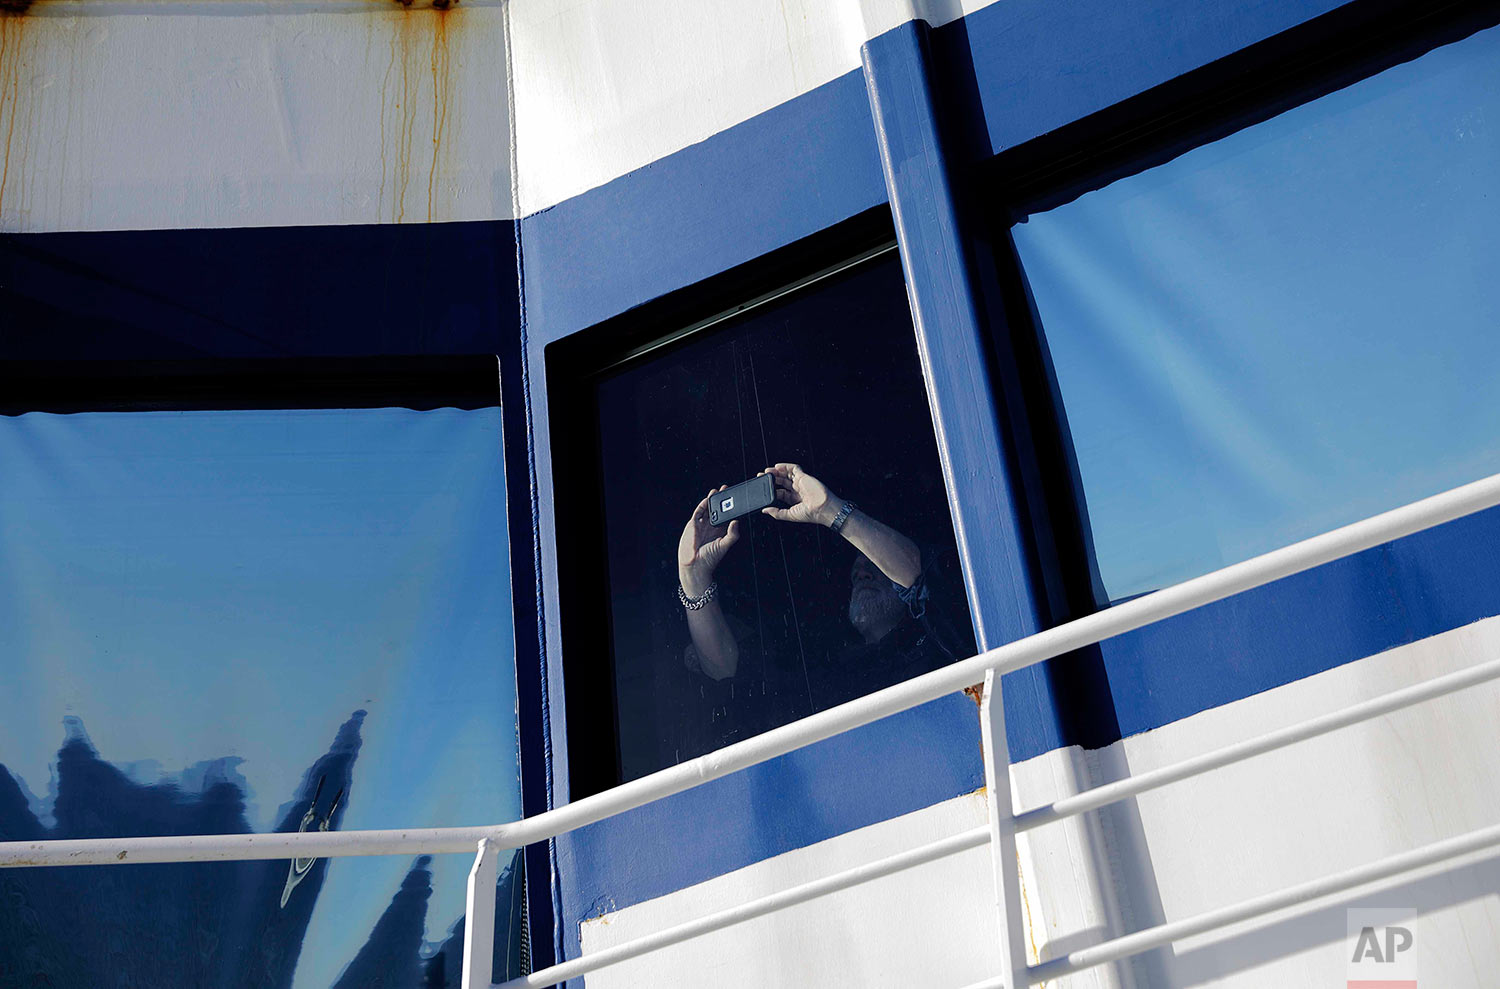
[
  {"xmin": 395, "ymin": 8, "xmax": 414, "ymax": 222},
  {"xmin": 425, "ymin": 7, "xmax": 450, "ymax": 222},
  {"xmin": 0, "ymin": 7, "xmax": 29, "ymax": 222},
  {"xmin": 379, "ymin": 15, "xmax": 397, "ymax": 220},
  {"xmin": 373, "ymin": 1, "xmax": 458, "ymax": 223}
]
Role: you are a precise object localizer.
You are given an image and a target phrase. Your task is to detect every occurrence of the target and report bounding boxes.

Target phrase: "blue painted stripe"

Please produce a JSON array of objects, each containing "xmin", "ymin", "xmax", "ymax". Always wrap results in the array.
[
  {"xmin": 944, "ymin": 0, "xmax": 1345, "ymax": 156},
  {"xmin": 1101, "ymin": 504, "xmax": 1500, "ymax": 741},
  {"xmin": 0, "ymin": 222, "xmax": 519, "ymax": 359},
  {"xmin": 554, "ymin": 694, "xmax": 983, "ymax": 924},
  {"xmin": 861, "ymin": 22, "xmax": 1082, "ymax": 764},
  {"xmin": 517, "ymin": 69, "xmax": 886, "ymax": 343}
]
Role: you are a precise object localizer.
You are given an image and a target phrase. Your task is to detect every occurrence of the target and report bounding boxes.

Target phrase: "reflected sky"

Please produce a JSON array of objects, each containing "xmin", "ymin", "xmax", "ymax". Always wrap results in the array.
[
  {"xmin": 1013, "ymin": 24, "xmax": 1500, "ymax": 601},
  {"xmin": 0, "ymin": 407, "xmax": 519, "ymax": 988}
]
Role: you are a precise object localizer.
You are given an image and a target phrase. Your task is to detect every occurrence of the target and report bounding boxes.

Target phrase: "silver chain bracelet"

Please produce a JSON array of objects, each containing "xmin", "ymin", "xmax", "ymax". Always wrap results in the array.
[{"xmin": 679, "ymin": 581, "xmax": 718, "ymax": 611}]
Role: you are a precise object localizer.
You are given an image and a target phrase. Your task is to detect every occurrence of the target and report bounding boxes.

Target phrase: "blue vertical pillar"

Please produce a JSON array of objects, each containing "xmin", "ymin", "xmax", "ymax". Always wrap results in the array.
[{"xmin": 861, "ymin": 20, "xmax": 1062, "ymax": 758}]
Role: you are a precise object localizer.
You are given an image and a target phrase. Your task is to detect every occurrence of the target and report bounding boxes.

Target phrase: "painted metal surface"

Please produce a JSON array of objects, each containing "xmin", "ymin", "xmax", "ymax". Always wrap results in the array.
[
  {"xmin": 861, "ymin": 20, "xmax": 1062, "ymax": 761},
  {"xmin": 463, "ymin": 839, "xmax": 502, "ymax": 989},
  {"xmin": 0, "ymin": 223, "xmax": 519, "ymax": 359},
  {"xmin": 505, "ymin": 827, "xmax": 990, "ymax": 988},
  {"xmin": 980, "ymin": 670, "xmax": 1029, "ymax": 989},
  {"xmin": 1018, "ymin": 821, "xmax": 1500, "ymax": 985},
  {"xmin": 1018, "ymin": 652, "xmax": 1500, "ymax": 833},
  {"xmin": 554, "ymin": 625, "xmax": 1500, "ymax": 987},
  {"xmin": 0, "ymin": 0, "xmax": 1362, "ymax": 231},
  {"xmin": 0, "ymin": 1, "xmax": 513, "ymax": 232},
  {"xmin": 948, "ymin": 0, "xmax": 1345, "ymax": 157},
  {"xmin": 505, "ymin": 0, "xmax": 1006, "ymax": 216},
  {"xmin": 1099, "ymin": 503, "xmax": 1500, "ymax": 743},
  {"xmin": 1010, "ymin": 616, "xmax": 1500, "ymax": 987},
  {"xmin": 577, "ymin": 793, "xmax": 1002, "ymax": 989}
]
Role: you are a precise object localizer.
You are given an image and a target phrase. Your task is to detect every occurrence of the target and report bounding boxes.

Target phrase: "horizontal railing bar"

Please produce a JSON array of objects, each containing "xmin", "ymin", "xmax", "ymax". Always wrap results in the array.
[
  {"xmin": 958, "ymin": 820, "xmax": 1500, "ymax": 988},
  {"xmin": 6, "ymin": 471, "xmax": 1500, "ymax": 870},
  {"xmin": 0, "ymin": 827, "xmax": 503, "ymax": 868},
  {"xmin": 493, "ymin": 826, "xmax": 991, "ymax": 989},
  {"xmin": 1015, "ymin": 652, "xmax": 1500, "ymax": 832}
]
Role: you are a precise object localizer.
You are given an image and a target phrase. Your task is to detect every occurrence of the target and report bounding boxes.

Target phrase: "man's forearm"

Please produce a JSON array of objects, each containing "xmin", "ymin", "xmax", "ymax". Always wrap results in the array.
[
  {"xmin": 685, "ymin": 599, "xmax": 739, "ymax": 680},
  {"xmin": 832, "ymin": 504, "xmax": 921, "ymax": 587}
]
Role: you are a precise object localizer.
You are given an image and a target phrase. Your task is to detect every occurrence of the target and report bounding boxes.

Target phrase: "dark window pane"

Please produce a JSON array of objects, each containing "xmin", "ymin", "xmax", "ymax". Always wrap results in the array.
[
  {"xmin": 1012, "ymin": 24, "xmax": 1500, "ymax": 602},
  {"xmin": 591, "ymin": 250, "xmax": 976, "ymax": 783}
]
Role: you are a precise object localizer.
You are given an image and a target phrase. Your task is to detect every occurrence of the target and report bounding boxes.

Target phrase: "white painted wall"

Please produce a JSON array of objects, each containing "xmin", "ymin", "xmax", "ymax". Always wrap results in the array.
[
  {"xmin": 579, "ymin": 791, "xmax": 1005, "ymax": 989},
  {"xmin": 0, "ymin": 0, "xmax": 1008, "ymax": 233},
  {"xmin": 579, "ymin": 618, "xmax": 1500, "ymax": 987},
  {"xmin": 505, "ymin": 0, "xmax": 1002, "ymax": 216},
  {"xmin": 0, "ymin": 1, "xmax": 513, "ymax": 233}
]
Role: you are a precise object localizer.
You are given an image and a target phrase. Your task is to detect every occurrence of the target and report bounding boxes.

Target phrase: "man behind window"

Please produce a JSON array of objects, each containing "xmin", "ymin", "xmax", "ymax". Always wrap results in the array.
[{"xmin": 676, "ymin": 463, "xmax": 973, "ymax": 720}]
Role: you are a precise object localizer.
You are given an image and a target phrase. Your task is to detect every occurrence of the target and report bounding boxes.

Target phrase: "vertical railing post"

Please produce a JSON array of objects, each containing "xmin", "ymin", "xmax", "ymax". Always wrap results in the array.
[
  {"xmin": 981, "ymin": 669, "xmax": 1030, "ymax": 988},
  {"xmin": 463, "ymin": 838, "xmax": 500, "ymax": 989}
]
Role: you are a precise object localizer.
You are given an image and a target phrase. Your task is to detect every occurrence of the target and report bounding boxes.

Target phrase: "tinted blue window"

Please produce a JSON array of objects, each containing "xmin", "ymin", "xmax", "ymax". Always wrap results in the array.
[
  {"xmin": 1012, "ymin": 25, "xmax": 1500, "ymax": 602},
  {"xmin": 0, "ymin": 408, "xmax": 524, "ymax": 986}
]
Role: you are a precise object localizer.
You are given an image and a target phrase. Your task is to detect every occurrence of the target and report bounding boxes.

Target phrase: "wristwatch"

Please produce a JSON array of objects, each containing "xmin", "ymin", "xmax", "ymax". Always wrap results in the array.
[{"xmin": 829, "ymin": 500, "xmax": 857, "ymax": 535}]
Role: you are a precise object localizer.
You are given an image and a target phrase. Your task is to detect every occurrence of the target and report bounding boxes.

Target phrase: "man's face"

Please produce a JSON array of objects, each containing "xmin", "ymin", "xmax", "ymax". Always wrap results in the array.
[{"xmin": 848, "ymin": 553, "xmax": 905, "ymax": 639}]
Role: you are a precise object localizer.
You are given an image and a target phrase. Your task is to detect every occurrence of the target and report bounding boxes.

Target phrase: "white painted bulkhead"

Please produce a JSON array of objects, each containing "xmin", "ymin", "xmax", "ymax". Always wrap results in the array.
[
  {"xmin": 0, "ymin": 2, "xmax": 516, "ymax": 233},
  {"xmin": 579, "ymin": 618, "xmax": 1500, "ymax": 987},
  {"xmin": 0, "ymin": 0, "xmax": 1005, "ymax": 233}
]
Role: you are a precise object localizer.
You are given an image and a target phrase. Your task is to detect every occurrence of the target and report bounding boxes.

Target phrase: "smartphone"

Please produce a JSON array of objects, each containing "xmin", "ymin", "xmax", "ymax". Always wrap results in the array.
[{"xmin": 707, "ymin": 473, "xmax": 776, "ymax": 527}]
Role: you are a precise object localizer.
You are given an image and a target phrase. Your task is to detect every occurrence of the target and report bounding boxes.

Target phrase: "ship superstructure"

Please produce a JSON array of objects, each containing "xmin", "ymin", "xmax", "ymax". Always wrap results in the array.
[{"xmin": 2, "ymin": 1, "xmax": 1498, "ymax": 987}]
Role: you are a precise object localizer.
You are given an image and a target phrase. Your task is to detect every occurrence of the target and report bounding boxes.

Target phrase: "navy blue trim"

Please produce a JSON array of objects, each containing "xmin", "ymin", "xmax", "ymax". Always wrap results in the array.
[
  {"xmin": 517, "ymin": 69, "xmax": 885, "ymax": 338},
  {"xmin": 0, "ymin": 222, "xmax": 518, "ymax": 360},
  {"xmin": 862, "ymin": 22, "xmax": 1037, "ymax": 654},
  {"xmin": 1101, "ymin": 506, "xmax": 1500, "ymax": 741},
  {"xmin": 497, "ymin": 224, "xmax": 559, "ymax": 974},
  {"xmin": 861, "ymin": 22, "xmax": 1080, "ymax": 764},
  {"xmin": 868, "ymin": 21, "xmax": 1128, "ymax": 759},
  {"xmin": 949, "ymin": 0, "xmax": 1346, "ymax": 159},
  {"xmin": 554, "ymin": 695, "xmax": 982, "ymax": 919},
  {"xmin": 0, "ymin": 356, "xmax": 498, "ymax": 415},
  {"xmin": 968, "ymin": 0, "xmax": 1500, "ymax": 214}
]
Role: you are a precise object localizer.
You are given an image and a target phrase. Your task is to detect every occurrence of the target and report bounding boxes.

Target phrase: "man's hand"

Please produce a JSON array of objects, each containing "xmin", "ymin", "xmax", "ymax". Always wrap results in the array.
[
  {"xmin": 763, "ymin": 462, "xmax": 921, "ymax": 588},
  {"xmin": 678, "ymin": 486, "xmax": 742, "ymax": 597},
  {"xmin": 761, "ymin": 463, "xmax": 845, "ymax": 527}
]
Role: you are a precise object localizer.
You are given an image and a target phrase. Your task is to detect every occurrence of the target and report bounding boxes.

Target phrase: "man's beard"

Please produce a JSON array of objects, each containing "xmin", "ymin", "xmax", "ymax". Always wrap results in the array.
[{"xmin": 848, "ymin": 585, "xmax": 906, "ymax": 639}]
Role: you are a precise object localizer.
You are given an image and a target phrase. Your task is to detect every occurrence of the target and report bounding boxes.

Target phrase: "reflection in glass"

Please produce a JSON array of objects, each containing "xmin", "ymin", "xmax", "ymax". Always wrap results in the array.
[
  {"xmin": 1012, "ymin": 24, "xmax": 1500, "ymax": 602},
  {"xmin": 0, "ymin": 408, "xmax": 523, "ymax": 986},
  {"xmin": 594, "ymin": 251, "xmax": 976, "ymax": 783}
]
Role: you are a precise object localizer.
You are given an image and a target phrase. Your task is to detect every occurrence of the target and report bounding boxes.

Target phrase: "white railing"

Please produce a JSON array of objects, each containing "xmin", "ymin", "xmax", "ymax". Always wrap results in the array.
[{"xmin": 6, "ymin": 472, "xmax": 1500, "ymax": 988}]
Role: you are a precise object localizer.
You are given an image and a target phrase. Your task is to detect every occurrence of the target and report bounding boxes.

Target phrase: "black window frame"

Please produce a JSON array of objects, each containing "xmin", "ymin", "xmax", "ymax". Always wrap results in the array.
[{"xmin": 544, "ymin": 207, "xmax": 932, "ymax": 800}]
